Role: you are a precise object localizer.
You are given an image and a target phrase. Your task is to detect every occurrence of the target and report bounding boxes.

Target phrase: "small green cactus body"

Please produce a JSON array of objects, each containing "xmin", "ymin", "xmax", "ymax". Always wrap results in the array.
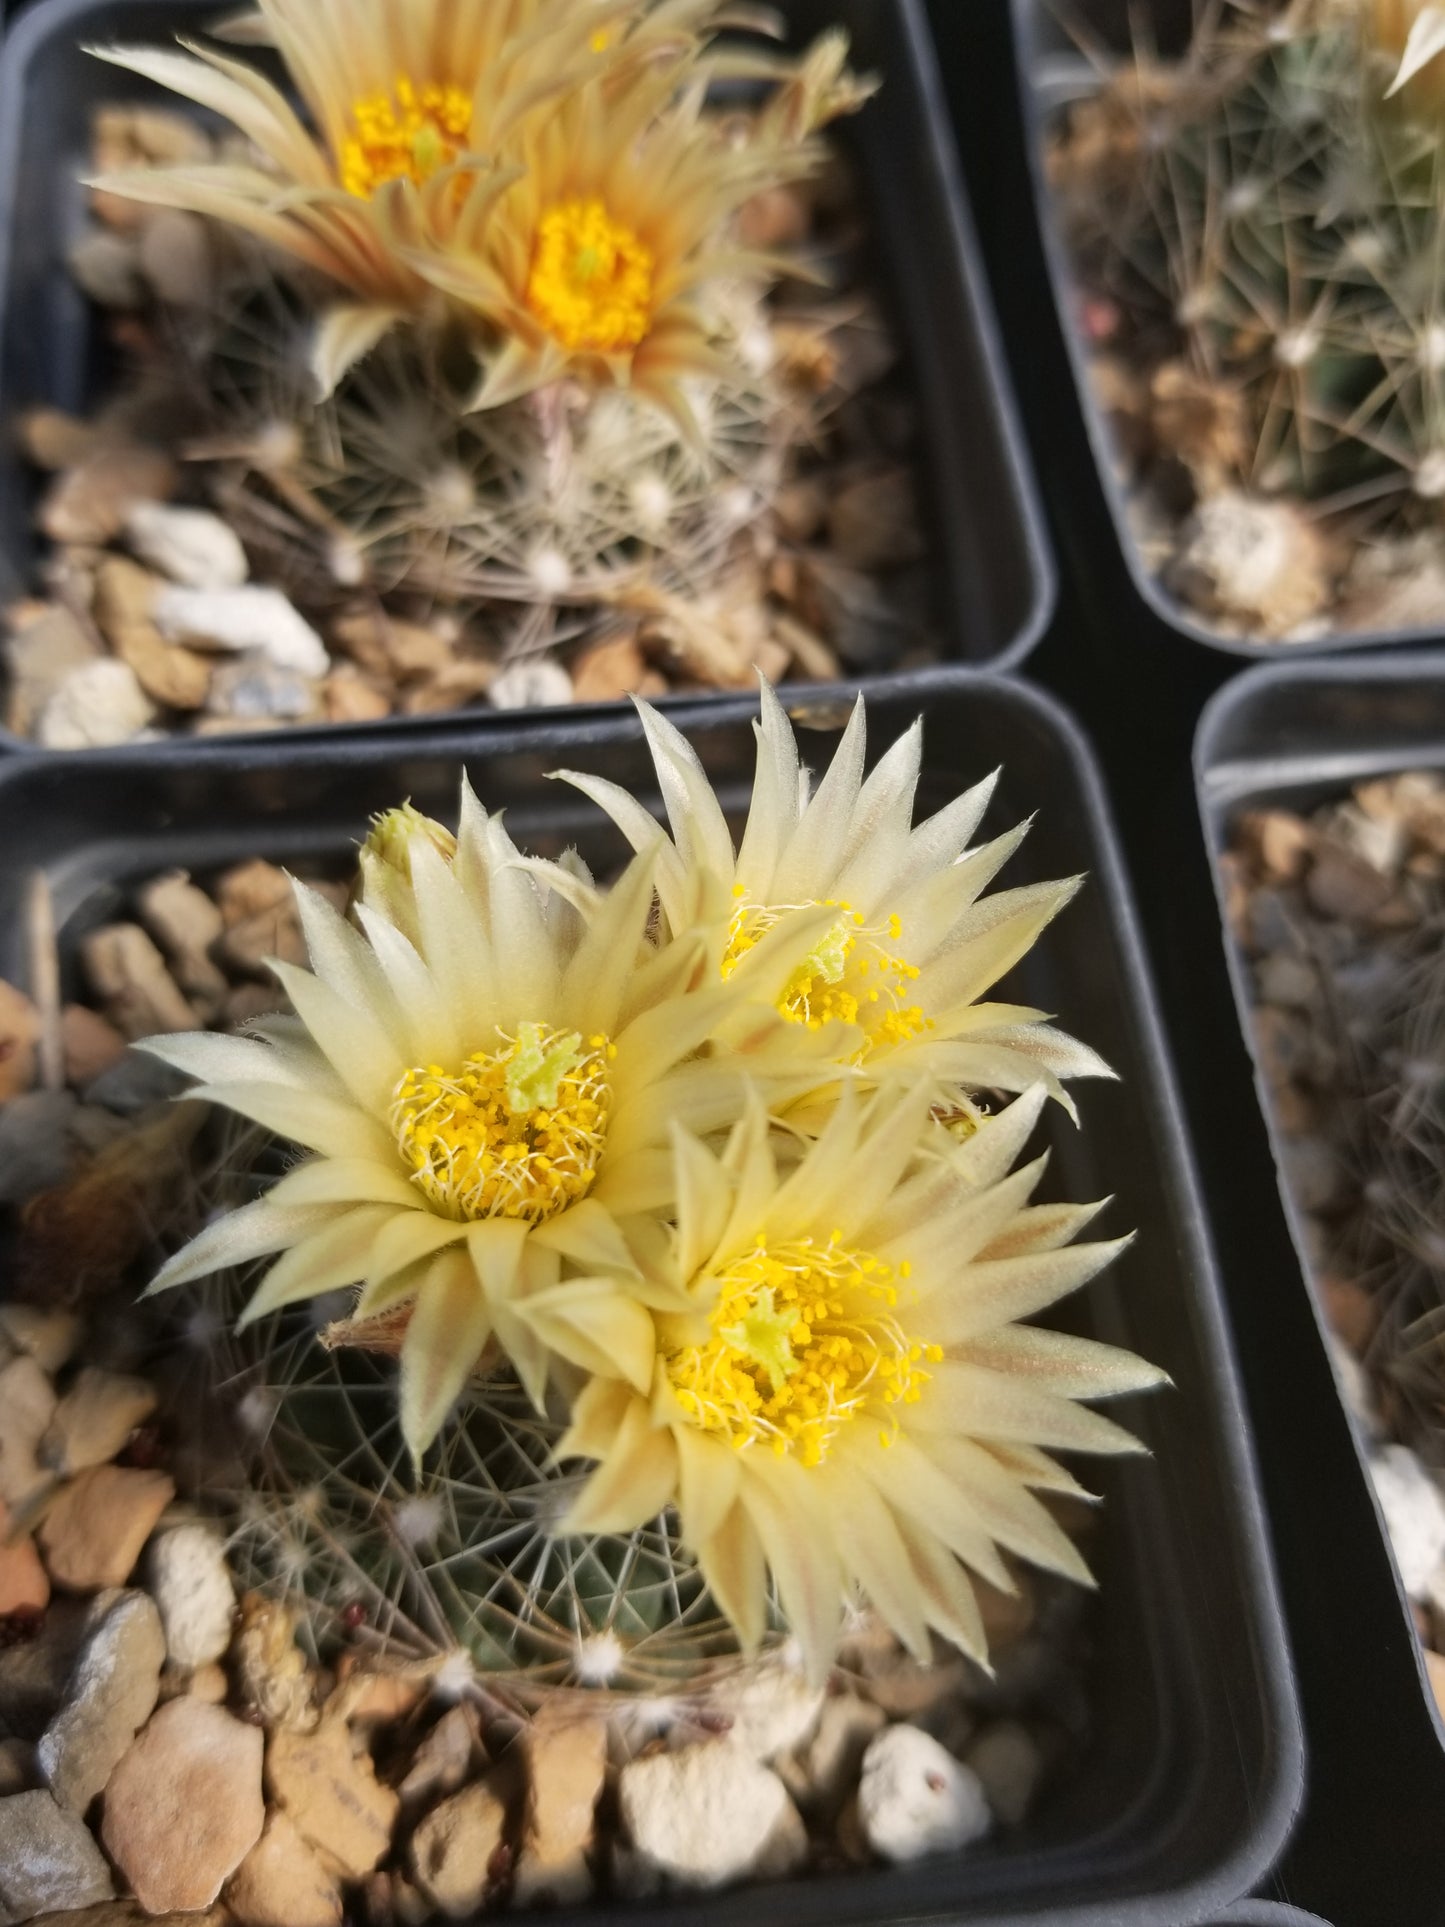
[
  {"xmin": 180, "ymin": 268, "xmax": 793, "ymax": 652},
  {"xmin": 173, "ymin": 1275, "xmax": 778, "ymax": 1703},
  {"xmin": 1054, "ymin": 0, "xmax": 1445, "ymax": 518}
]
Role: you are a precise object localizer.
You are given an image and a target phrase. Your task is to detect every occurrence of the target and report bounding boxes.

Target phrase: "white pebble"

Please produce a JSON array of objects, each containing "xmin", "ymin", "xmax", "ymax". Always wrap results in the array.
[
  {"xmin": 1368, "ymin": 1444, "xmax": 1445, "ymax": 1600},
  {"xmin": 857, "ymin": 1724, "xmax": 992, "ymax": 1864},
  {"xmin": 126, "ymin": 502, "xmax": 248, "ymax": 589},
  {"xmin": 37, "ymin": 660, "xmax": 156, "ymax": 749},
  {"xmin": 619, "ymin": 1742, "xmax": 806, "ymax": 1889},
  {"xmin": 153, "ymin": 585, "xmax": 329, "ymax": 677},
  {"xmin": 148, "ymin": 1525, "xmax": 236, "ymax": 1668},
  {"xmin": 489, "ymin": 660, "xmax": 573, "ymax": 710}
]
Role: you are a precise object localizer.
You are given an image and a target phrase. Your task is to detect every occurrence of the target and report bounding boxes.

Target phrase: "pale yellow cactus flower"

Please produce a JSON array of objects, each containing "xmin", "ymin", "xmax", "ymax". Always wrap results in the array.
[
  {"xmin": 138, "ymin": 778, "xmax": 848, "ymax": 1465},
  {"xmin": 555, "ymin": 1082, "xmax": 1164, "ymax": 1679}
]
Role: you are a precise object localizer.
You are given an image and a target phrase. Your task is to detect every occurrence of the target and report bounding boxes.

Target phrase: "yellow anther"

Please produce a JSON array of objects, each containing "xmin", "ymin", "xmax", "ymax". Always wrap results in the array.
[
  {"xmin": 721, "ymin": 895, "xmax": 933, "ymax": 1057},
  {"xmin": 389, "ymin": 1023, "xmax": 611, "ymax": 1224},
  {"xmin": 340, "ymin": 79, "xmax": 473, "ymax": 199},
  {"xmin": 665, "ymin": 1233, "xmax": 934, "ymax": 1468},
  {"xmin": 526, "ymin": 199, "xmax": 654, "ymax": 353}
]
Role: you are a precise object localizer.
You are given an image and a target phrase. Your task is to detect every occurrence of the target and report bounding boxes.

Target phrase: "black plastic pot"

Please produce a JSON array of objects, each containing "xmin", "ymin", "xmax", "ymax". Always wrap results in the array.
[
  {"xmin": 0, "ymin": 0, "xmax": 1052, "ymax": 756},
  {"xmin": 1191, "ymin": 654, "xmax": 1445, "ymax": 1926},
  {"xmin": 1212, "ymin": 1909, "xmax": 1332, "ymax": 1927},
  {"xmin": 1002, "ymin": 0, "xmax": 1439, "ymax": 664},
  {"xmin": 0, "ymin": 679, "xmax": 1297, "ymax": 1921},
  {"xmin": 1197, "ymin": 653, "xmax": 1445, "ymax": 1754}
]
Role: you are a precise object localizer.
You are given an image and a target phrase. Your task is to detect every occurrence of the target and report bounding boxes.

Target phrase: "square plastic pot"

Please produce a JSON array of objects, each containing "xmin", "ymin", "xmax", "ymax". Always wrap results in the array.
[
  {"xmin": 0, "ymin": 0, "xmax": 1053, "ymax": 757},
  {"xmin": 1007, "ymin": 0, "xmax": 1437, "ymax": 663},
  {"xmin": 1196, "ymin": 652, "xmax": 1445, "ymax": 1801},
  {"xmin": 0, "ymin": 677, "xmax": 1298, "ymax": 1922}
]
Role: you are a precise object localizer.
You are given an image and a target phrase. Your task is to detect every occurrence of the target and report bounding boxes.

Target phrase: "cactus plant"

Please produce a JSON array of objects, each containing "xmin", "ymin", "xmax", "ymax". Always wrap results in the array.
[{"xmin": 1050, "ymin": 0, "xmax": 1445, "ymax": 571}]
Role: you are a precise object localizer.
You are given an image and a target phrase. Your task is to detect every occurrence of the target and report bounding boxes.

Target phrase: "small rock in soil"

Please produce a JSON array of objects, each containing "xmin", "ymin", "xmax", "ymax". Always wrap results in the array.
[
  {"xmin": 0, "ymin": 1093, "xmax": 80, "ymax": 1207},
  {"xmin": 146, "ymin": 1526, "xmax": 235, "ymax": 1669},
  {"xmin": 102, "ymin": 1698, "xmax": 265, "ymax": 1914},
  {"xmin": 408, "ymin": 1778, "xmax": 508, "ymax": 1920},
  {"xmin": 827, "ymin": 467, "xmax": 923, "ymax": 572},
  {"xmin": 40, "ymin": 1369, "xmax": 158, "ymax": 1479},
  {"xmin": 857, "ymin": 1723, "xmax": 992, "ymax": 1863},
  {"xmin": 83, "ymin": 1050, "xmax": 187, "ymax": 1116},
  {"xmin": 61, "ymin": 1007, "xmax": 127, "ymax": 1088},
  {"xmin": 39, "ymin": 445, "xmax": 176, "ymax": 546},
  {"xmin": 618, "ymin": 1741, "xmax": 808, "ymax": 1890},
  {"xmin": 206, "ymin": 656, "xmax": 319, "ymax": 722},
  {"xmin": 36, "ymin": 660, "xmax": 156, "ymax": 751},
  {"xmin": 80, "ymin": 925, "xmax": 198, "ymax": 1040},
  {"xmin": 490, "ymin": 659, "xmax": 573, "ymax": 710},
  {"xmin": 214, "ymin": 860, "xmax": 290, "ymax": 926},
  {"xmin": 1169, "ymin": 490, "xmax": 1333, "ymax": 639},
  {"xmin": 153, "ymin": 585, "xmax": 329, "ymax": 678},
  {"xmin": 1368, "ymin": 1445, "xmax": 1445, "ymax": 1600},
  {"xmin": 0, "ymin": 1357, "xmax": 59, "ymax": 1510},
  {"xmin": 92, "ymin": 555, "xmax": 214, "ymax": 714},
  {"xmin": 234, "ymin": 1594, "xmax": 315, "ymax": 1732},
  {"xmin": 134, "ymin": 872, "xmax": 227, "ymax": 1014},
  {"xmin": 397, "ymin": 1704, "xmax": 485, "ymax": 1808},
  {"xmin": 705, "ymin": 1658, "xmax": 824, "ymax": 1763},
  {"xmin": 37, "ymin": 1589, "xmax": 164, "ymax": 1814},
  {"xmin": 513, "ymin": 1705, "xmax": 607, "ymax": 1907},
  {"xmin": 0, "ymin": 1788, "xmax": 115, "ymax": 1922},
  {"xmin": 136, "ymin": 210, "xmax": 213, "ymax": 310},
  {"xmin": 965, "ymin": 1720, "xmax": 1045, "ymax": 1827},
  {"xmin": 785, "ymin": 1692, "xmax": 887, "ymax": 1816},
  {"xmin": 1305, "ymin": 846, "xmax": 1396, "ymax": 923},
  {"xmin": 67, "ymin": 228, "xmax": 145, "ymax": 308},
  {"xmin": 570, "ymin": 631, "xmax": 655, "ymax": 702},
  {"xmin": 6, "ymin": 1283, "xmax": 101, "ymax": 1365},
  {"xmin": 0, "ymin": 1598, "xmax": 104, "ymax": 1740},
  {"xmin": 0, "ymin": 1499, "xmax": 49, "ymax": 1620},
  {"xmin": 3, "ymin": 608, "xmax": 101, "ymax": 738},
  {"xmin": 266, "ymin": 1719, "xmax": 399, "ymax": 1879},
  {"xmin": 226, "ymin": 1811, "xmax": 342, "ymax": 1927},
  {"xmin": 321, "ymin": 669, "xmax": 391, "ymax": 723},
  {"xmin": 0, "ymin": 1739, "xmax": 36, "ymax": 1797},
  {"xmin": 0, "ymin": 981, "xmax": 41, "ymax": 1105},
  {"xmin": 17, "ymin": 410, "xmax": 104, "ymax": 473},
  {"xmin": 38, "ymin": 1464, "xmax": 176, "ymax": 1592}
]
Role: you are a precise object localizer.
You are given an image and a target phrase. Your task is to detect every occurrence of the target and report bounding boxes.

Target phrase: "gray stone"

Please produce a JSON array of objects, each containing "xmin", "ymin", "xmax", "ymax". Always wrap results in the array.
[
  {"xmin": 206, "ymin": 656, "xmax": 318, "ymax": 721},
  {"xmin": 0, "ymin": 1357, "xmax": 58, "ymax": 1512},
  {"xmin": 0, "ymin": 1094, "xmax": 78, "ymax": 1207},
  {"xmin": 0, "ymin": 1599, "xmax": 97, "ymax": 1743},
  {"xmin": 0, "ymin": 1789, "xmax": 114, "ymax": 1923},
  {"xmin": 84, "ymin": 1050, "xmax": 188, "ymax": 1115},
  {"xmin": 37, "ymin": 1590, "xmax": 166, "ymax": 1813}
]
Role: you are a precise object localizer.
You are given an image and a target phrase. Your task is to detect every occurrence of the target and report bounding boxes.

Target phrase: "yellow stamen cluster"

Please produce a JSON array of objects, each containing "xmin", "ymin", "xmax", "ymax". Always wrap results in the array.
[
  {"xmin": 390, "ymin": 1023, "xmax": 614, "ymax": 1223},
  {"xmin": 721, "ymin": 892, "xmax": 932, "ymax": 1052},
  {"xmin": 525, "ymin": 199, "xmax": 655, "ymax": 354},
  {"xmin": 667, "ymin": 1235, "xmax": 942, "ymax": 1466},
  {"xmin": 340, "ymin": 78, "xmax": 473, "ymax": 199}
]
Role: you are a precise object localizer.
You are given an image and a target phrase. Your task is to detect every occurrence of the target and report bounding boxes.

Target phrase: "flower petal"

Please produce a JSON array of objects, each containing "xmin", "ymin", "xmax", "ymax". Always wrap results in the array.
[{"xmin": 399, "ymin": 1248, "xmax": 494, "ymax": 1465}]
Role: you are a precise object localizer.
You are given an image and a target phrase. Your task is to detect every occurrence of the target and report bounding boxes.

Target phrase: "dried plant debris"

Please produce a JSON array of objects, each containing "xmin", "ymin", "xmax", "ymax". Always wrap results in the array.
[
  {"xmin": 1225, "ymin": 768, "xmax": 1445, "ymax": 1711},
  {"xmin": 1048, "ymin": 0, "xmax": 1445, "ymax": 640},
  {"xmin": 5, "ymin": 15, "xmax": 939, "ymax": 744},
  {"xmin": 0, "ymin": 695, "xmax": 1157, "ymax": 1913}
]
